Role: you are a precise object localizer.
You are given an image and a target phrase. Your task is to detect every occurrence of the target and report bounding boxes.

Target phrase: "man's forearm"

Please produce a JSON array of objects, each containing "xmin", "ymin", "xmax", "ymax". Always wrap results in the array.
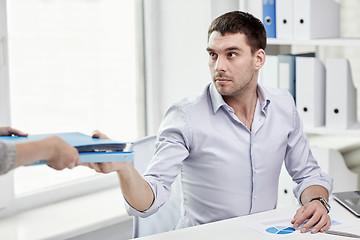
[
  {"xmin": 117, "ymin": 162, "xmax": 155, "ymax": 212},
  {"xmin": 300, "ymin": 185, "xmax": 329, "ymax": 205}
]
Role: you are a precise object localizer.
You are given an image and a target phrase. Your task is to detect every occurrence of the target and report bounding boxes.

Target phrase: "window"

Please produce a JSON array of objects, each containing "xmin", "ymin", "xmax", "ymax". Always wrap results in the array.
[{"xmin": 4, "ymin": 0, "xmax": 143, "ymax": 209}]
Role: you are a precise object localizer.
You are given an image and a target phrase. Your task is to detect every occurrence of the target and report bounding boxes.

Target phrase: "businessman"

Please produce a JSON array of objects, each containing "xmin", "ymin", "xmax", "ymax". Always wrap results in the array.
[{"xmin": 88, "ymin": 11, "xmax": 333, "ymax": 234}]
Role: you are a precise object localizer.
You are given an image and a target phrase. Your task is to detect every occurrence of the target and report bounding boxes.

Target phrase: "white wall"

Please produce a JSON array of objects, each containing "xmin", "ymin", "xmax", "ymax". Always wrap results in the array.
[{"xmin": 143, "ymin": 0, "xmax": 240, "ymax": 134}]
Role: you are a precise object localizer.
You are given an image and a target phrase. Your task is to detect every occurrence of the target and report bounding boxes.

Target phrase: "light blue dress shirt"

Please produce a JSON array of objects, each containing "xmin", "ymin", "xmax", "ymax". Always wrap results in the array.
[{"xmin": 127, "ymin": 83, "xmax": 333, "ymax": 229}]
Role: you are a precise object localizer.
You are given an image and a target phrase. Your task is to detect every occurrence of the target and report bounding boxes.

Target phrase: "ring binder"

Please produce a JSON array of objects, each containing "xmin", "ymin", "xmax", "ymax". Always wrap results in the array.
[{"xmin": 0, "ymin": 132, "xmax": 134, "ymax": 164}]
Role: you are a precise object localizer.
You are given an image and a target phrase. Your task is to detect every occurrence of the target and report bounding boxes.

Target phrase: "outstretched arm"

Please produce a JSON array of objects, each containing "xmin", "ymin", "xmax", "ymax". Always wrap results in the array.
[
  {"xmin": 86, "ymin": 130, "xmax": 155, "ymax": 212},
  {"xmin": 0, "ymin": 126, "xmax": 81, "ymax": 171},
  {"xmin": 88, "ymin": 161, "xmax": 154, "ymax": 211},
  {"xmin": 14, "ymin": 136, "xmax": 81, "ymax": 170}
]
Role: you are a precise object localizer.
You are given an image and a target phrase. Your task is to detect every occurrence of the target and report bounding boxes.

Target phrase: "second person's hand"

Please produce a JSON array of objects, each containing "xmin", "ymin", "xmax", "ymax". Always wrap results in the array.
[
  {"xmin": 0, "ymin": 126, "xmax": 28, "ymax": 137},
  {"xmin": 43, "ymin": 136, "xmax": 81, "ymax": 170}
]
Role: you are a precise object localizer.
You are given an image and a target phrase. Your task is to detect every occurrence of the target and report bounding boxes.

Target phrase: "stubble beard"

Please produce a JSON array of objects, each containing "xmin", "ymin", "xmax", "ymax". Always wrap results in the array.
[{"xmin": 214, "ymin": 71, "xmax": 255, "ymax": 98}]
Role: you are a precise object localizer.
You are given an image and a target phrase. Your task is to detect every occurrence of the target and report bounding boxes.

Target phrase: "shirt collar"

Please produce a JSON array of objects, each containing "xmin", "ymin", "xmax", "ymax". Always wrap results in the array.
[
  {"xmin": 209, "ymin": 83, "xmax": 227, "ymax": 114},
  {"xmin": 256, "ymin": 84, "xmax": 271, "ymax": 113},
  {"xmin": 209, "ymin": 83, "xmax": 271, "ymax": 114}
]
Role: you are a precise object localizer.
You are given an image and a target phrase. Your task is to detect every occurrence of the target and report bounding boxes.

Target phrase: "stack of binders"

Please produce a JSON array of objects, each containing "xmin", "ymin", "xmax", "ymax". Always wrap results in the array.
[
  {"xmin": 259, "ymin": 52, "xmax": 314, "ymax": 100},
  {"xmin": 0, "ymin": 132, "xmax": 134, "ymax": 165},
  {"xmin": 296, "ymin": 57, "xmax": 326, "ymax": 128},
  {"xmin": 260, "ymin": 55, "xmax": 358, "ymax": 130},
  {"xmin": 255, "ymin": 0, "xmax": 340, "ymax": 39},
  {"xmin": 325, "ymin": 59, "xmax": 357, "ymax": 129},
  {"xmin": 296, "ymin": 57, "xmax": 358, "ymax": 129}
]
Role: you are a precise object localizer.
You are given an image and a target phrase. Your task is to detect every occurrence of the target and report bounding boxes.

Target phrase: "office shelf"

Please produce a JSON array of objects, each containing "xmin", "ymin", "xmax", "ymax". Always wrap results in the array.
[
  {"xmin": 304, "ymin": 123, "xmax": 360, "ymax": 137},
  {"xmin": 268, "ymin": 37, "xmax": 360, "ymax": 47}
]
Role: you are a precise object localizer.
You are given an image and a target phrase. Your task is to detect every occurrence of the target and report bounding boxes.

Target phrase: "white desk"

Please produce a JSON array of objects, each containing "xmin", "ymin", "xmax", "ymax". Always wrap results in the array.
[{"xmin": 137, "ymin": 199, "xmax": 360, "ymax": 240}]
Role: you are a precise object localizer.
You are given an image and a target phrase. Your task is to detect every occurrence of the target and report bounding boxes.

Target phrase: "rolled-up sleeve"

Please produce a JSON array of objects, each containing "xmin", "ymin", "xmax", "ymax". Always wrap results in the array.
[
  {"xmin": 0, "ymin": 141, "xmax": 17, "ymax": 175},
  {"xmin": 125, "ymin": 177, "xmax": 163, "ymax": 217},
  {"xmin": 285, "ymin": 103, "xmax": 333, "ymax": 202},
  {"xmin": 126, "ymin": 104, "xmax": 190, "ymax": 218}
]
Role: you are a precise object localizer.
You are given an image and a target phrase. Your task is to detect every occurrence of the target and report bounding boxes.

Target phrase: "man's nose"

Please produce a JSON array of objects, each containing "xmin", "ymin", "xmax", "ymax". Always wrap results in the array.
[{"xmin": 215, "ymin": 56, "xmax": 226, "ymax": 72}]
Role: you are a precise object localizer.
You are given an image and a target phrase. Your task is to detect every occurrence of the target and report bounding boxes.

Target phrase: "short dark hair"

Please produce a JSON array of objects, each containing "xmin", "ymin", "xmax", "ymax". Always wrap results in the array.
[{"xmin": 208, "ymin": 11, "xmax": 267, "ymax": 54}]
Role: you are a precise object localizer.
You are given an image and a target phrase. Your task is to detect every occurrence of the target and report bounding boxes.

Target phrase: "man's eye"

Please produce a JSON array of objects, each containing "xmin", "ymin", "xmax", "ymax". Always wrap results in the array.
[
  {"xmin": 209, "ymin": 52, "xmax": 217, "ymax": 58},
  {"xmin": 228, "ymin": 52, "xmax": 236, "ymax": 57}
]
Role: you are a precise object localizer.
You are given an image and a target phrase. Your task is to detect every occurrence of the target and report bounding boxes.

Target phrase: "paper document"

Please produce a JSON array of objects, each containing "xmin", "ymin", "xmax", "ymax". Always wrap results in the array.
[{"xmin": 247, "ymin": 217, "xmax": 353, "ymax": 239}]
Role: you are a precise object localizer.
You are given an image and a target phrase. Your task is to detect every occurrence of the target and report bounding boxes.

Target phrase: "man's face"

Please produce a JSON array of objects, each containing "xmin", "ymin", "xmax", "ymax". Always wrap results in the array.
[{"xmin": 207, "ymin": 31, "xmax": 258, "ymax": 98}]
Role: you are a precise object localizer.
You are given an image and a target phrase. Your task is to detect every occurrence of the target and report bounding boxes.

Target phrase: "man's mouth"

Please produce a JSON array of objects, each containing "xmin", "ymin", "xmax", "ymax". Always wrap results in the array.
[{"xmin": 215, "ymin": 78, "xmax": 231, "ymax": 84}]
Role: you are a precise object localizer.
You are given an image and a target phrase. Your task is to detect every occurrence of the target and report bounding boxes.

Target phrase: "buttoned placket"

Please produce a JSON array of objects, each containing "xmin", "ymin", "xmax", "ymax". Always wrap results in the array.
[{"xmin": 249, "ymin": 99, "xmax": 268, "ymax": 214}]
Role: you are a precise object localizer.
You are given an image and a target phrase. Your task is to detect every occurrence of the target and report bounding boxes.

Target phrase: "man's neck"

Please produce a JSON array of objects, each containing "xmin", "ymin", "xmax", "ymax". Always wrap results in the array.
[{"xmin": 225, "ymin": 88, "xmax": 258, "ymax": 130}]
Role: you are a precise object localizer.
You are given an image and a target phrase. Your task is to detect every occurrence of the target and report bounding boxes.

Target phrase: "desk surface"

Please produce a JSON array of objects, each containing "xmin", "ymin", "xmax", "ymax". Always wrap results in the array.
[{"xmin": 137, "ymin": 199, "xmax": 360, "ymax": 240}]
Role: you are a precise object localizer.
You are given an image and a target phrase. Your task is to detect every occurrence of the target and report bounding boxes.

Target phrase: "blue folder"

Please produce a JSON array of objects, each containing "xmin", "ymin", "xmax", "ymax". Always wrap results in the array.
[
  {"xmin": 263, "ymin": 0, "xmax": 276, "ymax": 38},
  {"xmin": 0, "ymin": 132, "xmax": 134, "ymax": 164}
]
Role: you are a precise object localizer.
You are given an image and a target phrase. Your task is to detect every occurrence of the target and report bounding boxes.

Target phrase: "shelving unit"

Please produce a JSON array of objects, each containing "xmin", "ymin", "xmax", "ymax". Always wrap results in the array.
[
  {"xmin": 272, "ymin": 33, "xmax": 360, "ymax": 204},
  {"xmin": 261, "ymin": 1, "xmax": 360, "ymax": 207}
]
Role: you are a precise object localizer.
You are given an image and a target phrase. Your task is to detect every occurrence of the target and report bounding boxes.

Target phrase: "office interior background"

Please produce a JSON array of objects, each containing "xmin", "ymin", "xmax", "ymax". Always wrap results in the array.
[{"xmin": 1, "ymin": 0, "xmax": 360, "ymax": 239}]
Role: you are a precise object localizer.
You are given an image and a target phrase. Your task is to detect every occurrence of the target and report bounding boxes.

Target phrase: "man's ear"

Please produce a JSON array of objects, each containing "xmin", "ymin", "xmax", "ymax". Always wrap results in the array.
[{"xmin": 254, "ymin": 49, "xmax": 266, "ymax": 70}]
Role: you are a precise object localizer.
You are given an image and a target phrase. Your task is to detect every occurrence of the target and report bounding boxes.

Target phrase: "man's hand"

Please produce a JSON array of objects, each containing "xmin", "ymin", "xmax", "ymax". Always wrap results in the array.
[
  {"xmin": 92, "ymin": 130, "xmax": 110, "ymax": 139},
  {"xmin": 86, "ymin": 161, "xmax": 130, "ymax": 174},
  {"xmin": 87, "ymin": 130, "xmax": 155, "ymax": 212},
  {"xmin": 84, "ymin": 130, "xmax": 128, "ymax": 173},
  {"xmin": 291, "ymin": 199, "xmax": 331, "ymax": 233}
]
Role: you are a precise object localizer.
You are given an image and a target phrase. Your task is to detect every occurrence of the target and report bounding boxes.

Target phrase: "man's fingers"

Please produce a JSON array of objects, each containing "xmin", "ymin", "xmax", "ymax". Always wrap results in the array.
[
  {"xmin": 85, "ymin": 161, "xmax": 124, "ymax": 174},
  {"xmin": 75, "ymin": 155, "xmax": 82, "ymax": 166},
  {"xmin": 299, "ymin": 211, "xmax": 321, "ymax": 233},
  {"xmin": 310, "ymin": 214, "xmax": 330, "ymax": 233},
  {"xmin": 94, "ymin": 162, "xmax": 115, "ymax": 174},
  {"xmin": 319, "ymin": 216, "xmax": 331, "ymax": 232},
  {"xmin": 87, "ymin": 162, "xmax": 100, "ymax": 171},
  {"xmin": 92, "ymin": 130, "xmax": 110, "ymax": 139},
  {"xmin": 292, "ymin": 207, "xmax": 306, "ymax": 228},
  {"xmin": 68, "ymin": 162, "xmax": 76, "ymax": 169},
  {"xmin": 293, "ymin": 201, "xmax": 331, "ymax": 234},
  {"xmin": 92, "ymin": 130, "xmax": 101, "ymax": 138},
  {"xmin": 86, "ymin": 162, "xmax": 111, "ymax": 173}
]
